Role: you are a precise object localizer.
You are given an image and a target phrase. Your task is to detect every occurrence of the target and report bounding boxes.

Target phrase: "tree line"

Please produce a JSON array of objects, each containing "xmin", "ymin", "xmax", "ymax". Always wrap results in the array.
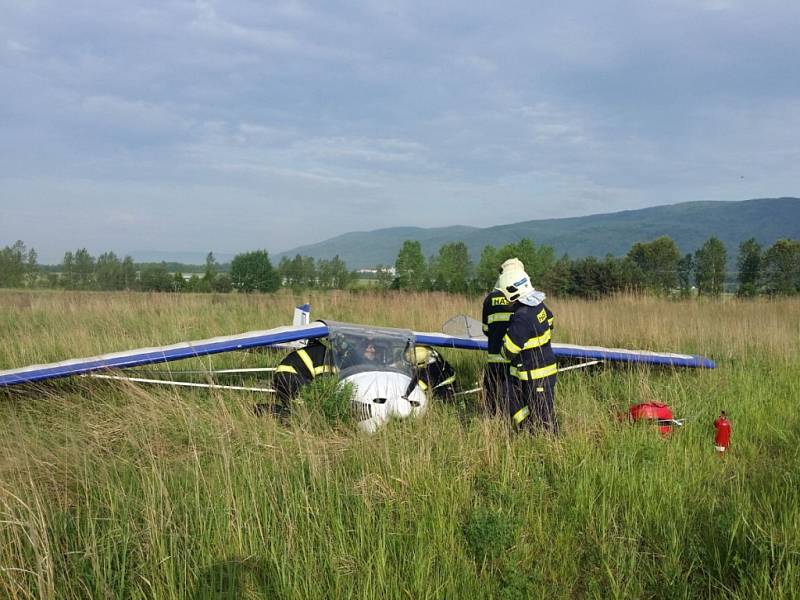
[
  {"xmin": 1, "ymin": 236, "xmax": 798, "ymax": 297},
  {"xmin": 388, "ymin": 235, "xmax": 800, "ymax": 297},
  {"xmin": 0, "ymin": 245, "xmax": 350, "ymax": 294}
]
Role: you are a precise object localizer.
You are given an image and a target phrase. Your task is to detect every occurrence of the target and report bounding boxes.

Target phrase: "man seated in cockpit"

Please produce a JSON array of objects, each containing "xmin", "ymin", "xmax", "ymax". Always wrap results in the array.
[
  {"xmin": 340, "ymin": 336, "xmax": 386, "ymax": 370},
  {"xmin": 360, "ymin": 339, "xmax": 380, "ymax": 364}
]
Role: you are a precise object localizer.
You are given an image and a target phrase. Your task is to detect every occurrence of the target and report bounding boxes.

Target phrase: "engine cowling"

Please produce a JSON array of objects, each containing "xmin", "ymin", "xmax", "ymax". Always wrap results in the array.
[{"xmin": 343, "ymin": 371, "xmax": 428, "ymax": 433}]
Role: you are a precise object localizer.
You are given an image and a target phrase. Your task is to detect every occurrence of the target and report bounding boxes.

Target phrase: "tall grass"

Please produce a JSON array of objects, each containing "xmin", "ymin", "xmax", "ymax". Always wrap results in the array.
[{"xmin": 1, "ymin": 290, "xmax": 799, "ymax": 598}]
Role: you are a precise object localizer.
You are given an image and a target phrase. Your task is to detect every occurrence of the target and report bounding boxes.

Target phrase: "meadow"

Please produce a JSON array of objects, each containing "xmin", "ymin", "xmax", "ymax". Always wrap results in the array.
[{"xmin": 1, "ymin": 289, "xmax": 799, "ymax": 599}]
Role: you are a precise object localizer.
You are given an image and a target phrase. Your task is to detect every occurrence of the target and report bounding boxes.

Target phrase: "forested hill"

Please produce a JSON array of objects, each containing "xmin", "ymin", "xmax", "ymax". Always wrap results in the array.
[{"xmin": 277, "ymin": 197, "xmax": 800, "ymax": 269}]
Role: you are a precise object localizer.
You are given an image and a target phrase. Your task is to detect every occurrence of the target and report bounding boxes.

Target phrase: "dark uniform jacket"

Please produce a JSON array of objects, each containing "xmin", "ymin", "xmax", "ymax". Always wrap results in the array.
[
  {"xmin": 417, "ymin": 351, "xmax": 456, "ymax": 400},
  {"xmin": 274, "ymin": 341, "xmax": 337, "ymax": 403},
  {"xmin": 482, "ymin": 289, "xmax": 514, "ymax": 365},
  {"xmin": 501, "ymin": 302, "xmax": 557, "ymax": 382}
]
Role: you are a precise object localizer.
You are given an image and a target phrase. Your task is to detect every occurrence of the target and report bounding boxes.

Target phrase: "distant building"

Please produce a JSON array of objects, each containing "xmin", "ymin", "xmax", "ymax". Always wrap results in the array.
[{"xmin": 356, "ymin": 267, "xmax": 395, "ymax": 276}]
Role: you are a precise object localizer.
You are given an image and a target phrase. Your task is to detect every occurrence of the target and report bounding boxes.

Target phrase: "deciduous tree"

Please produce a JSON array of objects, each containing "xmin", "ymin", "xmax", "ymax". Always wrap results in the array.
[
  {"xmin": 25, "ymin": 246, "xmax": 38, "ymax": 287},
  {"xmin": 212, "ymin": 273, "xmax": 233, "ymax": 293},
  {"xmin": 61, "ymin": 251, "xmax": 75, "ymax": 289},
  {"xmin": 230, "ymin": 250, "xmax": 280, "ymax": 293},
  {"xmin": 539, "ymin": 254, "xmax": 572, "ymax": 297},
  {"xmin": 374, "ymin": 265, "xmax": 394, "ymax": 290},
  {"xmin": 279, "ymin": 254, "xmax": 317, "ymax": 290},
  {"xmin": 70, "ymin": 248, "xmax": 95, "ymax": 290},
  {"xmin": 677, "ymin": 253, "xmax": 694, "ymax": 297},
  {"xmin": 139, "ymin": 264, "xmax": 173, "ymax": 292},
  {"xmin": 395, "ymin": 241, "xmax": 427, "ymax": 291},
  {"xmin": 475, "ymin": 245, "xmax": 499, "ymax": 292},
  {"xmin": 121, "ymin": 256, "xmax": 137, "ymax": 290},
  {"xmin": 627, "ymin": 236, "xmax": 680, "ymax": 294},
  {"xmin": 431, "ymin": 242, "xmax": 471, "ymax": 293},
  {"xmin": 172, "ymin": 271, "xmax": 185, "ymax": 292},
  {"xmin": 316, "ymin": 255, "xmax": 351, "ymax": 289},
  {"xmin": 0, "ymin": 240, "xmax": 31, "ymax": 288},
  {"xmin": 96, "ymin": 251, "xmax": 122, "ymax": 290},
  {"xmin": 694, "ymin": 237, "xmax": 727, "ymax": 296},
  {"xmin": 736, "ymin": 238, "xmax": 762, "ymax": 297},
  {"xmin": 199, "ymin": 252, "xmax": 218, "ymax": 292},
  {"xmin": 762, "ymin": 239, "xmax": 800, "ymax": 295}
]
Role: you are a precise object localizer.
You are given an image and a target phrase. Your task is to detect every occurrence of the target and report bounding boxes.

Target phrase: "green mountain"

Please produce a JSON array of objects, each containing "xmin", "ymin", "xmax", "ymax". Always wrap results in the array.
[{"xmin": 277, "ymin": 197, "xmax": 800, "ymax": 269}]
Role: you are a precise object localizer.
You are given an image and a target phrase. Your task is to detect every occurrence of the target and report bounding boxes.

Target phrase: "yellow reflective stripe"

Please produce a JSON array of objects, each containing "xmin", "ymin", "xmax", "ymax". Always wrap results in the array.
[
  {"xmin": 275, "ymin": 365, "xmax": 298, "ymax": 375},
  {"xmin": 487, "ymin": 353, "xmax": 509, "ymax": 363},
  {"xmin": 418, "ymin": 380, "xmax": 429, "ymax": 391},
  {"xmin": 434, "ymin": 375, "xmax": 456, "ymax": 389},
  {"xmin": 297, "ymin": 349, "xmax": 315, "ymax": 377},
  {"xmin": 510, "ymin": 363, "xmax": 558, "ymax": 381},
  {"xmin": 522, "ymin": 329, "xmax": 551, "ymax": 349},
  {"xmin": 313, "ymin": 365, "xmax": 338, "ymax": 376},
  {"xmin": 482, "ymin": 324, "xmax": 489, "ymax": 333},
  {"xmin": 548, "ymin": 317, "xmax": 554, "ymax": 327},
  {"xmin": 513, "ymin": 406, "xmax": 530, "ymax": 424},
  {"xmin": 503, "ymin": 334, "xmax": 522, "ymax": 354},
  {"xmin": 488, "ymin": 313, "xmax": 512, "ymax": 324}
]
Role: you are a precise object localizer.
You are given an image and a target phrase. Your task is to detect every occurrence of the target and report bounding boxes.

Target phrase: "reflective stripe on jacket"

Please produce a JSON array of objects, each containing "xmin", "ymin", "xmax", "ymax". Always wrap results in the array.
[
  {"xmin": 501, "ymin": 302, "xmax": 557, "ymax": 380},
  {"xmin": 276, "ymin": 342, "xmax": 337, "ymax": 382}
]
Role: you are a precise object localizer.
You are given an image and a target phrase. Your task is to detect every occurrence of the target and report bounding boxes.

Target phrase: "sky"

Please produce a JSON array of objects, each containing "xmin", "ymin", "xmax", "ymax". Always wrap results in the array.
[{"xmin": 1, "ymin": 0, "xmax": 798, "ymax": 263}]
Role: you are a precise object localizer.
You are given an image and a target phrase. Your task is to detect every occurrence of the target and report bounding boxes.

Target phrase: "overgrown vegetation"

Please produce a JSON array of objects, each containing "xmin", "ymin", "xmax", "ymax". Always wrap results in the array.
[{"xmin": 1, "ymin": 290, "xmax": 799, "ymax": 598}]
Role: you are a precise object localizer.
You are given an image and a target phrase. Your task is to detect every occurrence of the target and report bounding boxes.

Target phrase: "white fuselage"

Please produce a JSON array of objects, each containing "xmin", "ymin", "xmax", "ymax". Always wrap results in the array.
[{"xmin": 342, "ymin": 371, "xmax": 428, "ymax": 433}]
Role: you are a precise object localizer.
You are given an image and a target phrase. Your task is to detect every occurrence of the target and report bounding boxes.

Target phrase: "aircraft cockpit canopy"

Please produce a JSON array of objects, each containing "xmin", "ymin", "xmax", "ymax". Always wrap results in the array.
[{"xmin": 325, "ymin": 322, "xmax": 416, "ymax": 380}]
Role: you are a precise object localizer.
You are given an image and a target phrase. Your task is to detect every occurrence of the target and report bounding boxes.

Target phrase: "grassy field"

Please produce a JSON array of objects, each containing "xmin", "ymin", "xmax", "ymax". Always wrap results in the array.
[{"xmin": 1, "ymin": 289, "xmax": 799, "ymax": 599}]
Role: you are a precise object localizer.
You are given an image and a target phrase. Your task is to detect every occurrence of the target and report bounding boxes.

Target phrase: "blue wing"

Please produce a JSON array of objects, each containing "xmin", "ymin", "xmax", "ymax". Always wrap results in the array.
[
  {"xmin": 1, "ymin": 319, "xmax": 715, "ymax": 388},
  {"xmin": 0, "ymin": 323, "xmax": 330, "ymax": 387},
  {"xmin": 413, "ymin": 331, "xmax": 715, "ymax": 369},
  {"xmin": 551, "ymin": 342, "xmax": 715, "ymax": 369}
]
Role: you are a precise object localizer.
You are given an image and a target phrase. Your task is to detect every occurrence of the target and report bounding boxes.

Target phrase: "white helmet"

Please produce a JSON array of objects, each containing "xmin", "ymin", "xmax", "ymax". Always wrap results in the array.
[
  {"xmin": 500, "ymin": 257, "xmax": 524, "ymax": 274},
  {"xmin": 494, "ymin": 257, "xmax": 526, "ymax": 291},
  {"xmin": 497, "ymin": 268, "xmax": 535, "ymax": 303}
]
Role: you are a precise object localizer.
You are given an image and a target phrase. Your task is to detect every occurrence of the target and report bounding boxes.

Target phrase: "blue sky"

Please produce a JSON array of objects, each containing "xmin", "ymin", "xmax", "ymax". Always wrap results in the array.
[{"xmin": 1, "ymin": 0, "xmax": 798, "ymax": 263}]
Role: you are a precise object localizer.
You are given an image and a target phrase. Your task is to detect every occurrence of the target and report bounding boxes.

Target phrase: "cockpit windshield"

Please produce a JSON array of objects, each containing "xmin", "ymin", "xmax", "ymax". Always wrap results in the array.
[{"xmin": 325, "ymin": 322, "xmax": 416, "ymax": 379}]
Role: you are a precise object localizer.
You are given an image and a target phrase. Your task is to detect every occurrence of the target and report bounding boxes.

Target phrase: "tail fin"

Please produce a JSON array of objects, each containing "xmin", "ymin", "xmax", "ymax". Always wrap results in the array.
[
  {"xmin": 293, "ymin": 304, "xmax": 311, "ymax": 326},
  {"xmin": 270, "ymin": 304, "xmax": 312, "ymax": 351},
  {"xmin": 442, "ymin": 314, "xmax": 484, "ymax": 338}
]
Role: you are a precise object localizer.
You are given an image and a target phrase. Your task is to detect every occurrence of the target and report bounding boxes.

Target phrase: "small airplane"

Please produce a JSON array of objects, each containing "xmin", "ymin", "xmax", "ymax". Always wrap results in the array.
[{"xmin": 0, "ymin": 304, "xmax": 715, "ymax": 432}]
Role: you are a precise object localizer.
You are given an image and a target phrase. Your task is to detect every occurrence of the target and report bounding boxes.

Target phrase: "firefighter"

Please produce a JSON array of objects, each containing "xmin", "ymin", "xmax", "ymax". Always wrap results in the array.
[
  {"xmin": 413, "ymin": 345, "xmax": 457, "ymax": 401},
  {"xmin": 259, "ymin": 340, "xmax": 338, "ymax": 416},
  {"xmin": 481, "ymin": 257, "xmax": 525, "ymax": 415},
  {"xmin": 496, "ymin": 266, "xmax": 558, "ymax": 433}
]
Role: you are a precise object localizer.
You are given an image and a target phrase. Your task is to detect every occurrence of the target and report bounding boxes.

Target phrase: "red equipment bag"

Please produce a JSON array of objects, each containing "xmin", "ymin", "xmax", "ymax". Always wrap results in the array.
[{"xmin": 628, "ymin": 402, "xmax": 680, "ymax": 436}]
